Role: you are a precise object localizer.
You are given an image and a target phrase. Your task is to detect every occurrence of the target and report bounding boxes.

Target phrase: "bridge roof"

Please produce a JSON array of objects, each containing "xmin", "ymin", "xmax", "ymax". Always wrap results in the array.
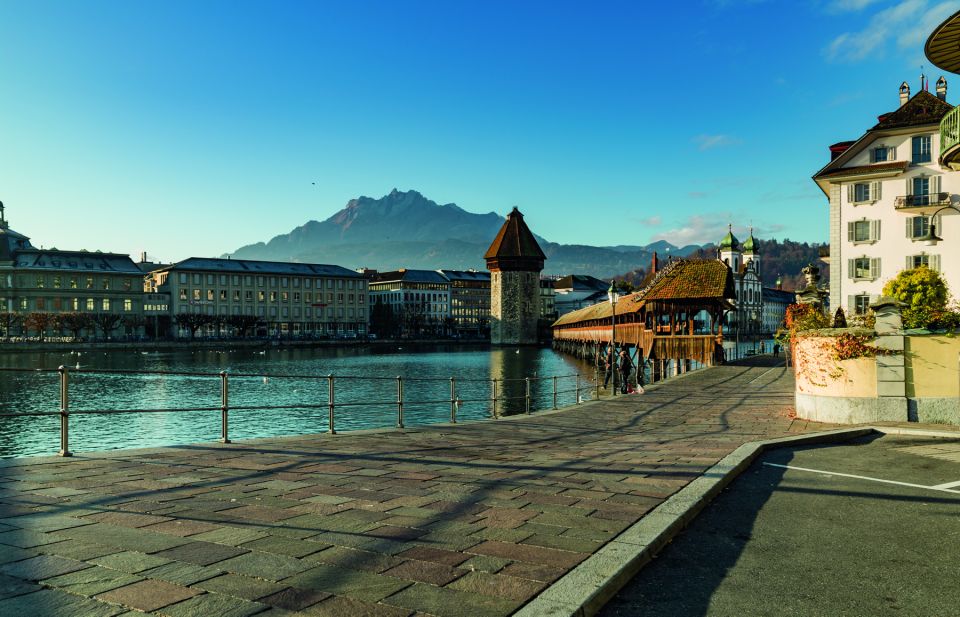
[{"xmin": 552, "ymin": 259, "xmax": 734, "ymax": 327}]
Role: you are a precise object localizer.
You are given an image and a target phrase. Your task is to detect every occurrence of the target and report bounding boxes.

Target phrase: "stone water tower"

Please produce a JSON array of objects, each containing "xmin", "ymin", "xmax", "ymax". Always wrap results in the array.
[{"xmin": 484, "ymin": 207, "xmax": 546, "ymax": 345}]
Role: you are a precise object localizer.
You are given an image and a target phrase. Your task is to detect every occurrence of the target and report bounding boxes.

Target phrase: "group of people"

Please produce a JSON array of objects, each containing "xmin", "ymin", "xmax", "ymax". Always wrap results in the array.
[{"xmin": 599, "ymin": 345, "xmax": 643, "ymax": 394}]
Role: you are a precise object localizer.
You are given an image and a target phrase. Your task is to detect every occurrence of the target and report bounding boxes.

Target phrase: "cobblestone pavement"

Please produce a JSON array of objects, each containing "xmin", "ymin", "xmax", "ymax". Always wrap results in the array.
[{"xmin": 0, "ymin": 361, "xmax": 830, "ymax": 616}]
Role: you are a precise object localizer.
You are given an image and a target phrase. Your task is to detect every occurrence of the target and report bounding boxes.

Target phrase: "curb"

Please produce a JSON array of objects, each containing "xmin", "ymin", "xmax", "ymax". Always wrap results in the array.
[{"xmin": 513, "ymin": 425, "xmax": 959, "ymax": 617}]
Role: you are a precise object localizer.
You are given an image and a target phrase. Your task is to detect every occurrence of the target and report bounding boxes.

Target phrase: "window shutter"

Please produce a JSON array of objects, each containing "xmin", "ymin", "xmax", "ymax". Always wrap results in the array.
[
  {"xmin": 870, "ymin": 258, "xmax": 880, "ymax": 280},
  {"xmin": 847, "ymin": 295, "xmax": 855, "ymax": 312},
  {"xmin": 932, "ymin": 254, "xmax": 941, "ymax": 272},
  {"xmin": 847, "ymin": 222, "xmax": 854, "ymax": 241},
  {"xmin": 870, "ymin": 219, "xmax": 880, "ymax": 241},
  {"xmin": 906, "ymin": 255, "xmax": 913, "ymax": 270},
  {"xmin": 932, "ymin": 175, "xmax": 941, "ymax": 195},
  {"xmin": 847, "ymin": 258, "xmax": 855, "ymax": 279},
  {"xmin": 933, "ymin": 213, "xmax": 942, "ymax": 233},
  {"xmin": 888, "ymin": 147, "xmax": 896, "ymax": 161},
  {"xmin": 847, "ymin": 184, "xmax": 854, "ymax": 202},
  {"xmin": 906, "ymin": 218, "xmax": 913, "ymax": 239},
  {"xmin": 906, "ymin": 178, "xmax": 913, "ymax": 195},
  {"xmin": 871, "ymin": 181, "xmax": 880, "ymax": 200}
]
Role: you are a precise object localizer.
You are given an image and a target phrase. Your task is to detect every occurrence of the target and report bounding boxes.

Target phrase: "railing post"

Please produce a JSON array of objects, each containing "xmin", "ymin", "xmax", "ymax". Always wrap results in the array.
[
  {"xmin": 328, "ymin": 374, "xmax": 336, "ymax": 435},
  {"xmin": 492, "ymin": 378, "xmax": 498, "ymax": 419},
  {"xmin": 552, "ymin": 376, "xmax": 558, "ymax": 409},
  {"xmin": 595, "ymin": 363, "xmax": 600, "ymax": 400},
  {"xmin": 58, "ymin": 365, "xmax": 72, "ymax": 457},
  {"xmin": 576, "ymin": 373, "xmax": 581, "ymax": 404},
  {"xmin": 450, "ymin": 377, "xmax": 457, "ymax": 423},
  {"xmin": 525, "ymin": 377, "xmax": 531, "ymax": 414},
  {"xmin": 396, "ymin": 375, "xmax": 404, "ymax": 429},
  {"xmin": 220, "ymin": 371, "xmax": 231, "ymax": 444}
]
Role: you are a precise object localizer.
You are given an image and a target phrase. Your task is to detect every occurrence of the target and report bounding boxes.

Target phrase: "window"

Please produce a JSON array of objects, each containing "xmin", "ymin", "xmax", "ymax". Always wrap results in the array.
[
  {"xmin": 20, "ymin": 299, "xmax": 27, "ymax": 310},
  {"xmin": 206, "ymin": 274, "xmax": 214, "ymax": 285},
  {"xmin": 179, "ymin": 273, "xmax": 188, "ymax": 284},
  {"xmin": 207, "ymin": 289, "xmax": 214, "ymax": 301},
  {"xmin": 86, "ymin": 299, "xmax": 95, "ymax": 311},
  {"xmin": 906, "ymin": 215, "xmax": 938, "ymax": 240},
  {"xmin": 102, "ymin": 278, "xmax": 110, "ymax": 290},
  {"xmin": 193, "ymin": 289, "xmax": 201, "ymax": 301},
  {"xmin": 122, "ymin": 279, "xmax": 132, "ymax": 291},
  {"xmin": 86, "ymin": 277, "xmax": 94, "ymax": 289},
  {"xmin": 906, "ymin": 254, "xmax": 940, "ymax": 271},
  {"xmin": 53, "ymin": 276, "xmax": 61, "ymax": 289},
  {"xmin": 233, "ymin": 290, "xmax": 240, "ymax": 301},
  {"xmin": 853, "ymin": 294, "xmax": 872, "ymax": 315},
  {"xmin": 102, "ymin": 298, "xmax": 110, "ymax": 311},
  {"xmin": 872, "ymin": 147, "xmax": 888, "ymax": 162},
  {"xmin": 69, "ymin": 277, "xmax": 78, "ymax": 289},
  {"xmin": 848, "ymin": 219, "xmax": 879, "ymax": 244},
  {"xmin": 848, "ymin": 182, "xmax": 880, "ymax": 203},
  {"xmin": 36, "ymin": 297, "xmax": 45, "ymax": 310},
  {"xmin": 281, "ymin": 291, "xmax": 289, "ymax": 301},
  {"xmin": 35, "ymin": 276, "xmax": 44, "ymax": 288},
  {"xmin": 912, "ymin": 176, "xmax": 930, "ymax": 202},
  {"xmin": 245, "ymin": 290, "xmax": 253, "ymax": 301},
  {"xmin": 912, "ymin": 135, "xmax": 931, "ymax": 163},
  {"xmin": 849, "ymin": 257, "xmax": 880, "ymax": 281},
  {"xmin": 179, "ymin": 289, "xmax": 187, "ymax": 301},
  {"xmin": 219, "ymin": 275, "xmax": 227, "ymax": 285},
  {"xmin": 124, "ymin": 299, "xmax": 132, "ymax": 312},
  {"xmin": 220, "ymin": 290, "xmax": 227, "ymax": 300},
  {"xmin": 293, "ymin": 292, "xmax": 300, "ymax": 302},
  {"xmin": 258, "ymin": 291, "xmax": 265, "ymax": 301}
]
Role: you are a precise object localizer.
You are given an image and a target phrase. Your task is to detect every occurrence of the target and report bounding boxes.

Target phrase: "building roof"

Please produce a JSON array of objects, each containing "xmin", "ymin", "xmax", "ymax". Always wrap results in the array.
[
  {"xmin": 870, "ymin": 90, "xmax": 953, "ymax": 131},
  {"xmin": 742, "ymin": 229, "xmax": 758, "ymax": 254},
  {"xmin": 12, "ymin": 249, "xmax": 143, "ymax": 274},
  {"xmin": 484, "ymin": 207, "xmax": 546, "ymax": 272},
  {"xmin": 153, "ymin": 257, "xmax": 362, "ymax": 278},
  {"xmin": 0, "ymin": 225, "xmax": 33, "ymax": 263},
  {"xmin": 554, "ymin": 274, "xmax": 609, "ymax": 292},
  {"xmin": 552, "ymin": 259, "xmax": 734, "ymax": 327},
  {"xmin": 763, "ymin": 287, "xmax": 795, "ymax": 303},
  {"xmin": 437, "ymin": 269, "xmax": 491, "ymax": 282},
  {"xmin": 372, "ymin": 269, "xmax": 450, "ymax": 284},
  {"xmin": 816, "ymin": 160, "xmax": 909, "ymax": 180}
]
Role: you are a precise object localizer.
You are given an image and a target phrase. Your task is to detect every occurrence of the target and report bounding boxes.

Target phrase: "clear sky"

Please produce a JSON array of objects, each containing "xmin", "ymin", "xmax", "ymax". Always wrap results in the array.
[{"xmin": 1, "ymin": 0, "xmax": 958, "ymax": 262}]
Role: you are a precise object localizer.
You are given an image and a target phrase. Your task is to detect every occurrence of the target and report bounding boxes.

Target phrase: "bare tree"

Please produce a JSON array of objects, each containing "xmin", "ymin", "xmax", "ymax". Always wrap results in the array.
[
  {"xmin": 0, "ymin": 312, "xmax": 22, "ymax": 340},
  {"xmin": 174, "ymin": 313, "xmax": 213, "ymax": 339},
  {"xmin": 23, "ymin": 312, "xmax": 56, "ymax": 342},
  {"xmin": 91, "ymin": 313, "xmax": 123, "ymax": 340},
  {"xmin": 57, "ymin": 313, "xmax": 94, "ymax": 340},
  {"xmin": 122, "ymin": 314, "xmax": 146, "ymax": 337},
  {"xmin": 227, "ymin": 315, "xmax": 261, "ymax": 338}
]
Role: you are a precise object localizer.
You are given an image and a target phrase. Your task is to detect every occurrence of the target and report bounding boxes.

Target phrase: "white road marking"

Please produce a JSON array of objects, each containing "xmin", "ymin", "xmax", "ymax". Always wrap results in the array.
[{"xmin": 762, "ymin": 463, "xmax": 960, "ymax": 495}]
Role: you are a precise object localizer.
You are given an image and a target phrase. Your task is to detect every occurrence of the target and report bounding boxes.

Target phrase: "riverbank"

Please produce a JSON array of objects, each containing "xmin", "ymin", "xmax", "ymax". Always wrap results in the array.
[{"xmin": 0, "ymin": 337, "xmax": 496, "ymax": 354}]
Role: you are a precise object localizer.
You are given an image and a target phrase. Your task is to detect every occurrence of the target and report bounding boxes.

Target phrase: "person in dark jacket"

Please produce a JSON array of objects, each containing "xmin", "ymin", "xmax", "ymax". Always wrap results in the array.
[{"xmin": 618, "ymin": 349, "xmax": 633, "ymax": 394}]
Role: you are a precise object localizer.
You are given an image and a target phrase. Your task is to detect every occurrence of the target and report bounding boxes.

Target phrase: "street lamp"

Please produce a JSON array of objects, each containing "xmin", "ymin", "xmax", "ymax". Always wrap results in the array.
[
  {"xmin": 608, "ymin": 280, "xmax": 619, "ymax": 397},
  {"xmin": 918, "ymin": 204, "xmax": 960, "ymax": 245}
]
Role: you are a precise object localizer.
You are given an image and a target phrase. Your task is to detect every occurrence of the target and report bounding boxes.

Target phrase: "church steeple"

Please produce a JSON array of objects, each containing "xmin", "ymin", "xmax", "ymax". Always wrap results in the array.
[
  {"xmin": 718, "ymin": 224, "xmax": 742, "ymax": 271},
  {"xmin": 0, "ymin": 201, "xmax": 6, "ymax": 230}
]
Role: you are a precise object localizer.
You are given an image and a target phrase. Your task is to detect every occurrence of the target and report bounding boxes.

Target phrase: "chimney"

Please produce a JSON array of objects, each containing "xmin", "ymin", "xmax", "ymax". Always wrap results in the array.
[
  {"xmin": 651, "ymin": 251, "xmax": 658, "ymax": 275},
  {"xmin": 140, "ymin": 251, "xmax": 147, "ymax": 263},
  {"xmin": 899, "ymin": 81, "xmax": 910, "ymax": 107},
  {"xmin": 937, "ymin": 76, "xmax": 948, "ymax": 101}
]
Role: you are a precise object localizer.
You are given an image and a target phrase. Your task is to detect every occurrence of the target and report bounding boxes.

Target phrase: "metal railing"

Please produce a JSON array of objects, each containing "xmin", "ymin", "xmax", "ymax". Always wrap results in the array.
[
  {"xmin": 941, "ymin": 106, "xmax": 960, "ymax": 162},
  {"xmin": 0, "ymin": 367, "xmax": 591, "ymax": 457},
  {"xmin": 894, "ymin": 192, "xmax": 951, "ymax": 209}
]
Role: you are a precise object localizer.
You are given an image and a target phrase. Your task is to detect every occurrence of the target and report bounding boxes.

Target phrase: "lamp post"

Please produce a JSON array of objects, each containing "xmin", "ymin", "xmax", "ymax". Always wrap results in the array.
[
  {"xmin": 917, "ymin": 204, "xmax": 960, "ymax": 245},
  {"xmin": 608, "ymin": 280, "xmax": 619, "ymax": 397},
  {"xmin": 751, "ymin": 310, "xmax": 758, "ymax": 353}
]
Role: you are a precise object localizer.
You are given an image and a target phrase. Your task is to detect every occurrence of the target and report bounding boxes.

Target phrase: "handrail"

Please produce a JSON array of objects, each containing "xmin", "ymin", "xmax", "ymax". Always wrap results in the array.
[
  {"xmin": 894, "ymin": 192, "xmax": 951, "ymax": 209},
  {"xmin": 941, "ymin": 106, "xmax": 960, "ymax": 161},
  {"xmin": 0, "ymin": 366, "xmax": 592, "ymax": 457}
]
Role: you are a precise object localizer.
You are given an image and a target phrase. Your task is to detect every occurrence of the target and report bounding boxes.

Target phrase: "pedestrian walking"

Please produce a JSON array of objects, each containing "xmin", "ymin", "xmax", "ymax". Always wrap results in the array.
[
  {"xmin": 603, "ymin": 346, "xmax": 615, "ymax": 389},
  {"xmin": 618, "ymin": 349, "xmax": 633, "ymax": 394},
  {"xmin": 773, "ymin": 343, "xmax": 780, "ymax": 357}
]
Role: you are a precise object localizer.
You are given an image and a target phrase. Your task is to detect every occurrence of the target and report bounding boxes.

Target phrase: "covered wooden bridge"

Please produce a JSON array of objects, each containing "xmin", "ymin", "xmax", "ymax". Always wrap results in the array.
[{"xmin": 551, "ymin": 259, "xmax": 735, "ymax": 373}]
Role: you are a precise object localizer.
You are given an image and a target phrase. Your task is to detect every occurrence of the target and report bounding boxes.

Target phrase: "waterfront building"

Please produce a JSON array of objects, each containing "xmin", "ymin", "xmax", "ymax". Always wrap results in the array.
[
  {"xmin": 366, "ymin": 269, "xmax": 451, "ymax": 337},
  {"xmin": 147, "ymin": 258, "xmax": 367, "ymax": 338},
  {"xmin": 813, "ymin": 80, "xmax": 957, "ymax": 315},
  {"xmin": 718, "ymin": 226, "xmax": 763, "ymax": 335},
  {"xmin": 762, "ymin": 284, "xmax": 794, "ymax": 335},
  {"xmin": 484, "ymin": 207, "xmax": 546, "ymax": 345},
  {"xmin": 553, "ymin": 274, "xmax": 609, "ymax": 317},
  {"xmin": 0, "ymin": 203, "xmax": 145, "ymax": 339},
  {"xmin": 539, "ymin": 277, "xmax": 557, "ymax": 321},
  {"xmin": 437, "ymin": 269, "xmax": 490, "ymax": 337}
]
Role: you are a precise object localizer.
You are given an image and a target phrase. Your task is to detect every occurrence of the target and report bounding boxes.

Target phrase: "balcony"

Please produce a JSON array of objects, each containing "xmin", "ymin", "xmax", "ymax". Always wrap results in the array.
[
  {"xmin": 940, "ymin": 106, "xmax": 960, "ymax": 170},
  {"xmin": 894, "ymin": 192, "xmax": 952, "ymax": 212}
]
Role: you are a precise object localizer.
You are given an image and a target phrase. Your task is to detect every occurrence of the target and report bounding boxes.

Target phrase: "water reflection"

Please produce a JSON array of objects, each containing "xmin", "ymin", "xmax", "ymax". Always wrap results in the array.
[{"xmin": 0, "ymin": 345, "xmax": 594, "ymax": 458}]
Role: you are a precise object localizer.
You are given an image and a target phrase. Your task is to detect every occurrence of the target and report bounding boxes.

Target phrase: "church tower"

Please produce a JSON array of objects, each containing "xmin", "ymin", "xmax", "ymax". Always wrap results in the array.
[
  {"xmin": 484, "ymin": 207, "xmax": 546, "ymax": 345},
  {"xmin": 718, "ymin": 224, "xmax": 742, "ymax": 272},
  {"xmin": 742, "ymin": 227, "xmax": 759, "ymax": 275}
]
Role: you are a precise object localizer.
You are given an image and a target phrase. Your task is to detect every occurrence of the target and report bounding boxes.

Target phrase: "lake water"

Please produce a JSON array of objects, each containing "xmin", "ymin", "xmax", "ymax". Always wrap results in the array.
[{"xmin": 0, "ymin": 345, "xmax": 596, "ymax": 458}]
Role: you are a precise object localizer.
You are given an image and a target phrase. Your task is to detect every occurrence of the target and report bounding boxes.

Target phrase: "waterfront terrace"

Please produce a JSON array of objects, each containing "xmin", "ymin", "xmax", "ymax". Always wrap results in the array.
[{"xmin": 0, "ymin": 360, "xmax": 835, "ymax": 616}]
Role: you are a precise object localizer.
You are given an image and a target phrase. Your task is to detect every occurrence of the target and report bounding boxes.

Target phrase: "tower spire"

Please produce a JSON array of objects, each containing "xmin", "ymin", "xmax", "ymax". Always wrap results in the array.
[{"xmin": 0, "ymin": 201, "xmax": 6, "ymax": 229}]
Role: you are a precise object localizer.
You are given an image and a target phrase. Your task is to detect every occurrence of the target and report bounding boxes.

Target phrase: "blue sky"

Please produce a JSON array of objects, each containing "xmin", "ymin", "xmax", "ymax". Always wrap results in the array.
[{"xmin": 1, "ymin": 0, "xmax": 958, "ymax": 262}]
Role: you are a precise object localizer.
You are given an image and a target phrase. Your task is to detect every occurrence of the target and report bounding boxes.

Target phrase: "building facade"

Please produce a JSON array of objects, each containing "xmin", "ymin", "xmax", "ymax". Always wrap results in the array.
[
  {"xmin": 367, "ymin": 269, "xmax": 451, "ymax": 337},
  {"xmin": 437, "ymin": 269, "xmax": 490, "ymax": 337},
  {"xmin": 553, "ymin": 274, "xmax": 609, "ymax": 317},
  {"xmin": 762, "ymin": 285, "xmax": 794, "ymax": 335},
  {"xmin": 718, "ymin": 226, "xmax": 764, "ymax": 334},
  {"xmin": 147, "ymin": 258, "xmax": 367, "ymax": 338},
  {"xmin": 0, "ymin": 205, "xmax": 146, "ymax": 339},
  {"xmin": 814, "ymin": 81, "xmax": 957, "ymax": 315}
]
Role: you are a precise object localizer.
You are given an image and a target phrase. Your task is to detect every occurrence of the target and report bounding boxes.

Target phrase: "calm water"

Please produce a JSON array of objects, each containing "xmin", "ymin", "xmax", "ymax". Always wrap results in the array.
[{"xmin": 0, "ymin": 345, "xmax": 595, "ymax": 458}]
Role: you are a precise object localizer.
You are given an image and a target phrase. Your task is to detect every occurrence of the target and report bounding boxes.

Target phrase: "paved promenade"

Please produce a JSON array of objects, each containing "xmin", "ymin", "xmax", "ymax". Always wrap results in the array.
[{"xmin": 0, "ymin": 360, "xmax": 832, "ymax": 616}]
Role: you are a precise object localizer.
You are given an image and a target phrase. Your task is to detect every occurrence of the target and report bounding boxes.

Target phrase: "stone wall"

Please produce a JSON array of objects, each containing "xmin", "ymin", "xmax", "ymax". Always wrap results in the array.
[{"xmin": 491, "ymin": 271, "xmax": 540, "ymax": 345}]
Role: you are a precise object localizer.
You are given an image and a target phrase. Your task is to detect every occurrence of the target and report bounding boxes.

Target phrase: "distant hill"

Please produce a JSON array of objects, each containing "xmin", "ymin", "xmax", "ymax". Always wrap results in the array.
[
  {"xmin": 226, "ymin": 189, "xmax": 707, "ymax": 278},
  {"xmin": 615, "ymin": 238, "xmax": 827, "ymax": 292}
]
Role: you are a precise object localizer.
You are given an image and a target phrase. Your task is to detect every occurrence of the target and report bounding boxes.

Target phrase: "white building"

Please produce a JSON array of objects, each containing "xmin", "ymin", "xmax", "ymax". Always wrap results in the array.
[
  {"xmin": 814, "ymin": 80, "xmax": 957, "ymax": 315},
  {"xmin": 718, "ymin": 226, "xmax": 763, "ymax": 334}
]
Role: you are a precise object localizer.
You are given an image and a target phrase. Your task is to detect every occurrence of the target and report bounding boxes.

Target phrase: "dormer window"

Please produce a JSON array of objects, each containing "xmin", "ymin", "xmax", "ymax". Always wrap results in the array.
[
  {"xmin": 871, "ymin": 145, "xmax": 895, "ymax": 163},
  {"xmin": 912, "ymin": 135, "xmax": 932, "ymax": 163}
]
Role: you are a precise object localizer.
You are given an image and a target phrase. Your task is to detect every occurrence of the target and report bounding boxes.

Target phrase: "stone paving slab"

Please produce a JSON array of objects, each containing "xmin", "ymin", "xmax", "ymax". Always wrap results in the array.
[{"xmin": 0, "ymin": 362, "xmax": 886, "ymax": 616}]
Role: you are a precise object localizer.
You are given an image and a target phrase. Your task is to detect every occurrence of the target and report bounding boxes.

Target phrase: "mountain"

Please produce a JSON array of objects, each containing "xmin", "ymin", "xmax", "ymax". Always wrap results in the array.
[{"xmin": 226, "ymin": 189, "xmax": 705, "ymax": 277}]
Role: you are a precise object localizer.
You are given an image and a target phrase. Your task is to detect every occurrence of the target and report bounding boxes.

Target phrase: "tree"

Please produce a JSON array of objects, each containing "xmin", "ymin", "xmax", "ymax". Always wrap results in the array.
[
  {"xmin": 92, "ymin": 313, "xmax": 123, "ymax": 340},
  {"xmin": 23, "ymin": 312, "xmax": 56, "ymax": 341},
  {"xmin": 0, "ymin": 312, "xmax": 22, "ymax": 340},
  {"xmin": 122, "ymin": 314, "xmax": 146, "ymax": 337},
  {"xmin": 57, "ymin": 313, "xmax": 94, "ymax": 340},
  {"xmin": 174, "ymin": 313, "xmax": 213, "ymax": 339},
  {"xmin": 227, "ymin": 315, "xmax": 261, "ymax": 338},
  {"xmin": 832, "ymin": 307, "xmax": 847, "ymax": 329},
  {"xmin": 882, "ymin": 266, "xmax": 951, "ymax": 329}
]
